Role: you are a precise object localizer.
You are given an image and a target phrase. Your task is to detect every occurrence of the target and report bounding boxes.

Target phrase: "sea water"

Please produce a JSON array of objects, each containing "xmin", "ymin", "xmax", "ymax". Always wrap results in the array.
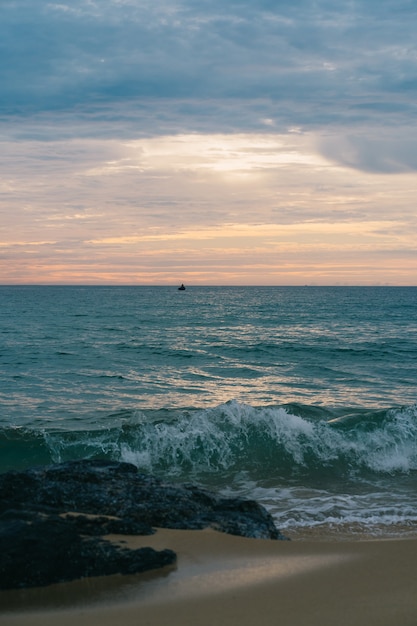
[{"xmin": 1, "ymin": 285, "xmax": 416, "ymax": 539}]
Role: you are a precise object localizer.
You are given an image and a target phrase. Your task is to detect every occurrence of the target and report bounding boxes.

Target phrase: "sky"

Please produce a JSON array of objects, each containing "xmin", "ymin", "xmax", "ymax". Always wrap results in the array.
[{"xmin": 1, "ymin": 0, "xmax": 417, "ymax": 285}]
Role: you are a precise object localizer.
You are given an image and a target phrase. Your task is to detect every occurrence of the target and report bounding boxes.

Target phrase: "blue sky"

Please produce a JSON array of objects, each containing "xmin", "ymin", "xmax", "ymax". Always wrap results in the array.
[{"xmin": 1, "ymin": 0, "xmax": 416, "ymax": 284}]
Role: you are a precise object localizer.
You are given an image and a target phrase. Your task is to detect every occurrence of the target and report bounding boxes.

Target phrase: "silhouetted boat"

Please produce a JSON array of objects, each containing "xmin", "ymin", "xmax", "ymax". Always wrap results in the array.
[{"xmin": 178, "ymin": 284, "xmax": 186, "ymax": 291}]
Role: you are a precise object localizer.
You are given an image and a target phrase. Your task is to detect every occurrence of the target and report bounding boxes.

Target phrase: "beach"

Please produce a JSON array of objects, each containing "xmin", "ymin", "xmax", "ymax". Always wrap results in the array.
[{"xmin": 2, "ymin": 529, "xmax": 417, "ymax": 626}]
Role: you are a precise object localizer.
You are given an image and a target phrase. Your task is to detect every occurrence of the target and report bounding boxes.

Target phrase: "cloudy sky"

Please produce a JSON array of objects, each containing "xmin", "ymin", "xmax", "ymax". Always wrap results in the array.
[{"xmin": 1, "ymin": 0, "xmax": 416, "ymax": 285}]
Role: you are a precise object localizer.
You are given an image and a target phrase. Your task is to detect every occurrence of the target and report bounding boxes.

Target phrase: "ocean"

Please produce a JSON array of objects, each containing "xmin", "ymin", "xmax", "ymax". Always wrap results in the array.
[{"xmin": 1, "ymin": 285, "xmax": 416, "ymax": 540}]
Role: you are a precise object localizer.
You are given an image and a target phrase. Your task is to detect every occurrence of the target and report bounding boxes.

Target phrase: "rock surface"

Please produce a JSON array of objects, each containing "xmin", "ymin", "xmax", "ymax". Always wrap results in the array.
[
  {"xmin": 0, "ymin": 513, "xmax": 176, "ymax": 590},
  {"xmin": 0, "ymin": 459, "xmax": 288, "ymax": 589}
]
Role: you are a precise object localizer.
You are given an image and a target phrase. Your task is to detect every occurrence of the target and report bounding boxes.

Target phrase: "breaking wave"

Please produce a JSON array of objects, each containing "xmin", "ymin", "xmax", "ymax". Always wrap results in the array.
[{"xmin": 1, "ymin": 401, "xmax": 417, "ymax": 479}]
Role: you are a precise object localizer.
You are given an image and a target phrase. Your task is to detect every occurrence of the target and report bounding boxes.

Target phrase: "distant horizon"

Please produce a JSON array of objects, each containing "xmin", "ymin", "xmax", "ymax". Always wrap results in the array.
[{"xmin": 1, "ymin": 283, "xmax": 416, "ymax": 288}]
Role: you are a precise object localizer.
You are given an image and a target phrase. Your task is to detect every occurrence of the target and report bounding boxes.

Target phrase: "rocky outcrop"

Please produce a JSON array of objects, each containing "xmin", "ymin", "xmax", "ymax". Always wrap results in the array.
[
  {"xmin": 0, "ymin": 513, "xmax": 176, "ymax": 590},
  {"xmin": 0, "ymin": 459, "xmax": 288, "ymax": 589}
]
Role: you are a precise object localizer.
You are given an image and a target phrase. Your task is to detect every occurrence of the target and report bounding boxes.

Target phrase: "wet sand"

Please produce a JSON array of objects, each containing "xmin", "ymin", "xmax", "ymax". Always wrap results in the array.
[{"xmin": 2, "ymin": 528, "xmax": 417, "ymax": 626}]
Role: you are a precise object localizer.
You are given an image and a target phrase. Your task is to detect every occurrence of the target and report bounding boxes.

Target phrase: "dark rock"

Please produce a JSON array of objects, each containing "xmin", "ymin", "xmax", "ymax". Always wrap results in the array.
[
  {"xmin": 0, "ymin": 514, "xmax": 175, "ymax": 590},
  {"xmin": 0, "ymin": 459, "xmax": 286, "ymax": 539},
  {"xmin": 0, "ymin": 459, "xmax": 288, "ymax": 589}
]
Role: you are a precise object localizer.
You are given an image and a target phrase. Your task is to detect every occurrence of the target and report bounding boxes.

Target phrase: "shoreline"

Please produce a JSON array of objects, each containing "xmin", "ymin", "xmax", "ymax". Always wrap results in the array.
[{"xmin": 2, "ymin": 529, "xmax": 417, "ymax": 626}]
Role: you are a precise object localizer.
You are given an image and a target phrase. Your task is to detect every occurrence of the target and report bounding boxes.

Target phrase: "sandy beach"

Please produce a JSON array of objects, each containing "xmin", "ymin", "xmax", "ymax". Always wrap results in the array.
[{"xmin": 2, "ymin": 528, "xmax": 417, "ymax": 626}]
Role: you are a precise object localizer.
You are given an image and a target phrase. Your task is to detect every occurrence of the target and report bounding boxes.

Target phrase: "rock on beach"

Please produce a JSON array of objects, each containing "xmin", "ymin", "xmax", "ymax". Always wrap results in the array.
[{"xmin": 0, "ymin": 459, "xmax": 288, "ymax": 589}]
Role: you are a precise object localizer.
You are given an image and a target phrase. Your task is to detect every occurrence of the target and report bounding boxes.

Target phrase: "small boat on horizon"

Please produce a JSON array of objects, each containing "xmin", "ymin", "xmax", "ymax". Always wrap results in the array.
[{"xmin": 178, "ymin": 283, "xmax": 186, "ymax": 291}]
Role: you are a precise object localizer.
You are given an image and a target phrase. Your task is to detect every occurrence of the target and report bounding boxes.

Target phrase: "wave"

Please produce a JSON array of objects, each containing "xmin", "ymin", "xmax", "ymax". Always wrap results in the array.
[{"xmin": 1, "ymin": 401, "xmax": 417, "ymax": 479}]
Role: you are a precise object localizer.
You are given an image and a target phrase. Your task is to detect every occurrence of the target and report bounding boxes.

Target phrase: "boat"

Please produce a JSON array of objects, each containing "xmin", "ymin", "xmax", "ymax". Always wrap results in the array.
[{"xmin": 178, "ymin": 283, "xmax": 186, "ymax": 291}]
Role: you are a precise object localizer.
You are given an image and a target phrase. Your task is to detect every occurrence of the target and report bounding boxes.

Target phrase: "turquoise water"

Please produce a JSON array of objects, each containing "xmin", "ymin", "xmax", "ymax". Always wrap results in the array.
[{"xmin": 1, "ymin": 285, "xmax": 417, "ymax": 538}]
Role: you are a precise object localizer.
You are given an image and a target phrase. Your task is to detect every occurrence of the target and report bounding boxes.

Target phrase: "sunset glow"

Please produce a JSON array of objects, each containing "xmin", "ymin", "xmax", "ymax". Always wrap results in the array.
[{"xmin": 1, "ymin": 1, "xmax": 416, "ymax": 285}]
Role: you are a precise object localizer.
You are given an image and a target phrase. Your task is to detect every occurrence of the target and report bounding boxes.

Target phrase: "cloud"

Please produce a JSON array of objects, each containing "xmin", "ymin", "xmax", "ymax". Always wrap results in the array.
[
  {"xmin": 1, "ymin": 131, "xmax": 415, "ymax": 241},
  {"xmin": 1, "ymin": 1, "xmax": 417, "ymax": 284},
  {"xmin": 318, "ymin": 131, "xmax": 417, "ymax": 173},
  {"xmin": 1, "ymin": 0, "xmax": 416, "ymax": 140}
]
